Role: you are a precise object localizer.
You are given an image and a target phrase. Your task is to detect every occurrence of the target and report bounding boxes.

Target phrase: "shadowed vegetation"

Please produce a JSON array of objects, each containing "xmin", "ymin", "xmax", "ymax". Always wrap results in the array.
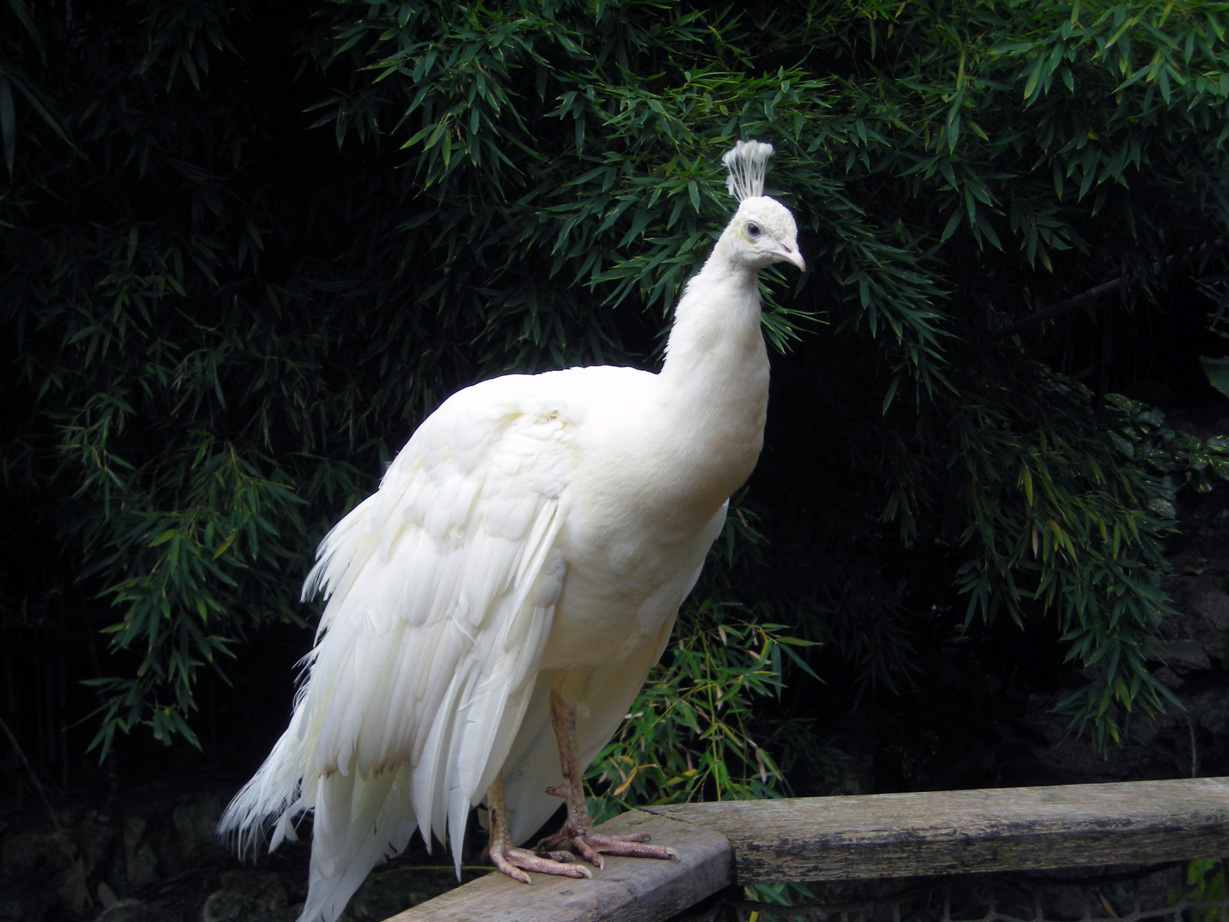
[{"xmin": 3, "ymin": 0, "xmax": 1229, "ymax": 812}]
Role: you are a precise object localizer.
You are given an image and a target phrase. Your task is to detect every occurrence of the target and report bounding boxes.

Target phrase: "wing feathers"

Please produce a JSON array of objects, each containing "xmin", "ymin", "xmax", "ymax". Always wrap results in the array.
[{"xmin": 222, "ymin": 380, "xmax": 575, "ymax": 922}]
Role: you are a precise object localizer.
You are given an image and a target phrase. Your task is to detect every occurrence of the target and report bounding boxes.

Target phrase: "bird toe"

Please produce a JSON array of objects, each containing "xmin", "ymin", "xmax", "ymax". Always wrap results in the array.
[{"xmin": 490, "ymin": 845, "xmax": 594, "ymax": 882}]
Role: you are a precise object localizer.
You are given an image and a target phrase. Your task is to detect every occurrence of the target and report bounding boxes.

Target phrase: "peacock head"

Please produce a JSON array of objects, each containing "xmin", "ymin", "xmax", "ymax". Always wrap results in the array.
[
  {"xmin": 721, "ymin": 140, "xmax": 805, "ymax": 272},
  {"xmin": 726, "ymin": 195, "xmax": 805, "ymax": 272}
]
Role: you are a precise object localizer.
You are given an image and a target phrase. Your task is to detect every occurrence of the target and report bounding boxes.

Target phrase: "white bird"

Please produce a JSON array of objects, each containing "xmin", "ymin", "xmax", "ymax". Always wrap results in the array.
[{"xmin": 218, "ymin": 140, "xmax": 805, "ymax": 922}]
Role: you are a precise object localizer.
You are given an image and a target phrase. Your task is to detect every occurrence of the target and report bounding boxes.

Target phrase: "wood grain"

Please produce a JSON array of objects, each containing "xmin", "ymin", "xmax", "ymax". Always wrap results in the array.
[
  {"xmin": 383, "ymin": 809, "xmax": 732, "ymax": 922},
  {"xmin": 648, "ymin": 777, "xmax": 1229, "ymax": 883},
  {"xmin": 383, "ymin": 778, "xmax": 1229, "ymax": 920}
]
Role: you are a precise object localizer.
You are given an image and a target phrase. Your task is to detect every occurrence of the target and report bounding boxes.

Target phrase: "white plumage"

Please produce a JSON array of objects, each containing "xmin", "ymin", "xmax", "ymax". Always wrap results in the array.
[{"xmin": 219, "ymin": 141, "xmax": 804, "ymax": 922}]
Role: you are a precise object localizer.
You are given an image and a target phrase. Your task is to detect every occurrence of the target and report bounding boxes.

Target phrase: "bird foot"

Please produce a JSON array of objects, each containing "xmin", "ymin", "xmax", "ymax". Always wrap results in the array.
[
  {"xmin": 536, "ymin": 828, "xmax": 679, "ymax": 869},
  {"xmin": 487, "ymin": 844, "xmax": 594, "ymax": 884}
]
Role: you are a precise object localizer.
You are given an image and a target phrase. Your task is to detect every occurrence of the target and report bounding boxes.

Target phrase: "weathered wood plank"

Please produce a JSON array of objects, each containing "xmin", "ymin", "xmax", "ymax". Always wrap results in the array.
[
  {"xmin": 648, "ymin": 777, "xmax": 1229, "ymax": 884},
  {"xmin": 383, "ymin": 810, "xmax": 732, "ymax": 922},
  {"xmin": 384, "ymin": 778, "xmax": 1229, "ymax": 920}
]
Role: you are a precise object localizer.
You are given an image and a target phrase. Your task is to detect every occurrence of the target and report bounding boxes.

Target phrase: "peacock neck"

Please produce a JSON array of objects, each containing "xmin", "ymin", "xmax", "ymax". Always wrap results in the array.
[
  {"xmin": 649, "ymin": 252, "xmax": 771, "ymax": 513},
  {"xmin": 660, "ymin": 251, "xmax": 766, "ymax": 385}
]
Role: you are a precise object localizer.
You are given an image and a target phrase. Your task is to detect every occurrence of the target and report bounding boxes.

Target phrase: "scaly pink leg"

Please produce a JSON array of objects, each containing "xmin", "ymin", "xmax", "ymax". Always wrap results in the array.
[
  {"xmin": 484, "ymin": 774, "xmax": 592, "ymax": 882},
  {"xmin": 535, "ymin": 688, "xmax": 679, "ymax": 869}
]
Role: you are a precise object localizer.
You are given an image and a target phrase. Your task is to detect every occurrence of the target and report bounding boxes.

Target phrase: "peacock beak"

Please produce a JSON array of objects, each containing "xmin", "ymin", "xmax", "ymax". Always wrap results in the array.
[{"xmin": 777, "ymin": 238, "xmax": 806, "ymax": 272}]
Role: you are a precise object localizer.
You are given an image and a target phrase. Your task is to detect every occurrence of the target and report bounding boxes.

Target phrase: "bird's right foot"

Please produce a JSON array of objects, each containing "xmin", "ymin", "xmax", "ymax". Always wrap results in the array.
[
  {"xmin": 537, "ymin": 821, "xmax": 679, "ymax": 868},
  {"xmin": 487, "ymin": 844, "xmax": 594, "ymax": 884}
]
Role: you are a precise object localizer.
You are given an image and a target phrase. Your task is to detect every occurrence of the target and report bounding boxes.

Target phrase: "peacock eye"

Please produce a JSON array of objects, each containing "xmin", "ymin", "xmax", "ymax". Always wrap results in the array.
[{"xmin": 746, "ymin": 222, "xmax": 762, "ymax": 238}]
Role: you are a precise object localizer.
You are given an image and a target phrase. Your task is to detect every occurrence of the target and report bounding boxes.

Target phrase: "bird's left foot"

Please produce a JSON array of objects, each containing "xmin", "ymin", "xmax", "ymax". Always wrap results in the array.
[{"xmin": 486, "ymin": 843, "xmax": 594, "ymax": 883}]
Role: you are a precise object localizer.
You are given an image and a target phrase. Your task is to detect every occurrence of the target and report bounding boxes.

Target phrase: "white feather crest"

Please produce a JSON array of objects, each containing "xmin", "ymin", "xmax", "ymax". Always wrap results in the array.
[{"xmin": 722, "ymin": 139, "xmax": 774, "ymax": 201}]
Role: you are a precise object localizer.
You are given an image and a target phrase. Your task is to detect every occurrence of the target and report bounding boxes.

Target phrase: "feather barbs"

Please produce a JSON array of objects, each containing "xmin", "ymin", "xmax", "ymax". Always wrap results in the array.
[{"xmin": 722, "ymin": 139, "xmax": 775, "ymax": 202}]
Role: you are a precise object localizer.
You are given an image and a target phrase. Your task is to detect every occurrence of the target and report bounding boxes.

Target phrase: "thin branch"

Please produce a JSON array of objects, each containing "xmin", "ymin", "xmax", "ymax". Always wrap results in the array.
[
  {"xmin": 0, "ymin": 714, "xmax": 62, "ymax": 832},
  {"xmin": 993, "ymin": 275, "xmax": 1134, "ymax": 338},
  {"xmin": 993, "ymin": 238, "xmax": 1227, "ymax": 339}
]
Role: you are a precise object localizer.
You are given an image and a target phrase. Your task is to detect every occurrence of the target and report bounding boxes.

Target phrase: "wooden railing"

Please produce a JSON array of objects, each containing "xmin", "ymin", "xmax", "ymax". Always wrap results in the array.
[{"xmin": 385, "ymin": 777, "xmax": 1229, "ymax": 922}]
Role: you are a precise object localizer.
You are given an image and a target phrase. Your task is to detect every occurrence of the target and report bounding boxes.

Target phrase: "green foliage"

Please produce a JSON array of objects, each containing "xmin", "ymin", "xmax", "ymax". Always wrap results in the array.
[
  {"xmin": 946, "ymin": 371, "xmax": 1183, "ymax": 749},
  {"xmin": 587, "ymin": 601, "xmax": 818, "ymax": 821},
  {"xmin": 3, "ymin": 0, "xmax": 1229, "ymax": 803},
  {"xmin": 1174, "ymin": 858, "xmax": 1229, "ymax": 921},
  {"xmin": 1201, "ymin": 281, "xmax": 1229, "ymax": 400},
  {"xmin": 759, "ymin": 0, "xmax": 1229, "ymax": 756}
]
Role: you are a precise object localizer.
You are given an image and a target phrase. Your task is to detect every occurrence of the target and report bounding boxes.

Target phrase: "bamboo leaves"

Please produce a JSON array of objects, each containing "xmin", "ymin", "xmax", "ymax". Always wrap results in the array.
[{"xmin": 5, "ymin": 0, "xmax": 1229, "ymax": 785}]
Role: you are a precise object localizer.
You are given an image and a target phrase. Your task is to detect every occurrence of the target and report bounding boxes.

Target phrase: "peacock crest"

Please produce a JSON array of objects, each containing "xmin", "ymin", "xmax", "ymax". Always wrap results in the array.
[{"xmin": 722, "ymin": 139, "xmax": 775, "ymax": 202}]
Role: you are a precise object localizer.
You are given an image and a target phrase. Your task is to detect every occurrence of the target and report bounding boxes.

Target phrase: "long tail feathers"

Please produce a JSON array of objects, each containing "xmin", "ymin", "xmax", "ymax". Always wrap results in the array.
[
  {"xmin": 217, "ymin": 730, "xmax": 306, "ymax": 858},
  {"xmin": 298, "ymin": 770, "xmax": 416, "ymax": 922},
  {"xmin": 217, "ymin": 731, "xmax": 419, "ymax": 922}
]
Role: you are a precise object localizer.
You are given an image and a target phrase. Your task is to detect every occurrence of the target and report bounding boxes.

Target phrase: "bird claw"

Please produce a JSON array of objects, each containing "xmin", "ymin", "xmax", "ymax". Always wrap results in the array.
[
  {"xmin": 583, "ymin": 832, "xmax": 680, "ymax": 862},
  {"xmin": 488, "ymin": 844, "xmax": 593, "ymax": 883},
  {"xmin": 533, "ymin": 694, "xmax": 679, "ymax": 871},
  {"xmin": 536, "ymin": 829, "xmax": 679, "ymax": 868}
]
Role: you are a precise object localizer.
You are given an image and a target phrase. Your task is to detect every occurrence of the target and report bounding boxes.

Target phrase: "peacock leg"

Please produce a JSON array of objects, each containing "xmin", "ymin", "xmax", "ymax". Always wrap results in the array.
[
  {"xmin": 485, "ymin": 773, "xmax": 592, "ymax": 882},
  {"xmin": 536, "ymin": 688, "xmax": 679, "ymax": 868}
]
